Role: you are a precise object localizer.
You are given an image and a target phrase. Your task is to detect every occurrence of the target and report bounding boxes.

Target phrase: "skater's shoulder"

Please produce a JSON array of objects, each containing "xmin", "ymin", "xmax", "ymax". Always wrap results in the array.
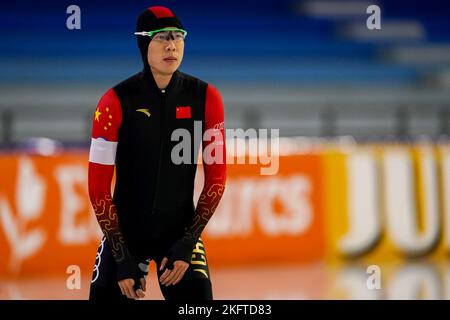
[
  {"xmin": 112, "ymin": 72, "xmax": 143, "ymax": 96},
  {"xmin": 177, "ymin": 70, "xmax": 211, "ymax": 90}
]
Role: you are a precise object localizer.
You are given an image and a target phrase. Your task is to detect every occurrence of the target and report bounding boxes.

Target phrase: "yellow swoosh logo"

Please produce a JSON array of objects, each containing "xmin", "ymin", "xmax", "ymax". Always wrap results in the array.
[
  {"xmin": 193, "ymin": 269, "xmax": 209, "ymax": 279},
  {"xmin": 136, "ymin": 108, "xmax": 151, "ymax": 117}
]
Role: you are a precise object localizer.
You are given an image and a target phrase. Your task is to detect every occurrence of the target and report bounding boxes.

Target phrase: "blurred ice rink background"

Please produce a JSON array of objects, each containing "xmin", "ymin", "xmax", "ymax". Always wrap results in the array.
[{"xmin": 0, "ymin": 0, "xmax": 449, "ymax": 299}]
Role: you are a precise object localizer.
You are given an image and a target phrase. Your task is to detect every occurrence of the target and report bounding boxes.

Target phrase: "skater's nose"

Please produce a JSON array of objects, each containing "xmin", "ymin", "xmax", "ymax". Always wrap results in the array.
[{"xmin": 165, "ymin": 40, "xmax": 176, "ymax": 51}]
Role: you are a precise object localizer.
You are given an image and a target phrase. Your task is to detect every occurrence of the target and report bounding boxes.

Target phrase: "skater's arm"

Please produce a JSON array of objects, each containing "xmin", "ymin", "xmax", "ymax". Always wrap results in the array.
[{"xmin": 185, "ymin": 84, "xmax": 227, "ymax": 243}]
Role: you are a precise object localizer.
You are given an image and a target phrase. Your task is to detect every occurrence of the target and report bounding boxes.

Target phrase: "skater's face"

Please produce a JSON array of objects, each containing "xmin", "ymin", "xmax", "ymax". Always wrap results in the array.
[{"xmin": 147, "ymin": 28, "xmax": 184, "ymax": 76}]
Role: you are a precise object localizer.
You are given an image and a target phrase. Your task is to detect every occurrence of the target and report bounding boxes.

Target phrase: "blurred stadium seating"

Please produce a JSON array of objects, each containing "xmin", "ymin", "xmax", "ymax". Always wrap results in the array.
[{"xmin": 0, "ymin": 0, "xmax": 449, "ymax": 144}]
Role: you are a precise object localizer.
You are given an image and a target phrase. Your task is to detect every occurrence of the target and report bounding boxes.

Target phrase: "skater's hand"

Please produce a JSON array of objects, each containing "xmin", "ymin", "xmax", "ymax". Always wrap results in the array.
[
  {"xmin": 139, "ymin": 277, "xmax": 146, "ymax": 293},
  {"xmin": 159, "ymin": 257, "xmax": 189, "ymax": 286},
  {"xmin": 118, "ymin": 278, "xmax": 146, "ymax": 299}
]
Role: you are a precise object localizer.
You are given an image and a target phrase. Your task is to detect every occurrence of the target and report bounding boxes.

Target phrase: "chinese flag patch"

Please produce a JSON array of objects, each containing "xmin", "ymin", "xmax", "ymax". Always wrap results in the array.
[{"xmin": 176, "ymin": 106, "xmax": 191, "ymax": 119}]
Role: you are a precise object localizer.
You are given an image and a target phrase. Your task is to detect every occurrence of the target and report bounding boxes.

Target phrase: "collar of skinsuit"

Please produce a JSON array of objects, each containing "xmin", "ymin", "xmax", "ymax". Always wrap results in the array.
[{"xmin": 136, "ymin": 6, "xmax": 185, "ymax": 73}]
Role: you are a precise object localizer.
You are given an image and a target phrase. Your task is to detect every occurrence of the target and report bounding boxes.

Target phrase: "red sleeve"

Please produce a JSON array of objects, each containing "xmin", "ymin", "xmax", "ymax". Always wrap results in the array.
[
  {"xmin": 91, "ymin": 88, "xmax": 122, "ymax": 140},
  {"xmin": 182, "ymin": 84, "xmax": 227, "ymax": 242},
  {"xmin": 88, "ymin": 89, "xmax": 137, "ymax": 280}
]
